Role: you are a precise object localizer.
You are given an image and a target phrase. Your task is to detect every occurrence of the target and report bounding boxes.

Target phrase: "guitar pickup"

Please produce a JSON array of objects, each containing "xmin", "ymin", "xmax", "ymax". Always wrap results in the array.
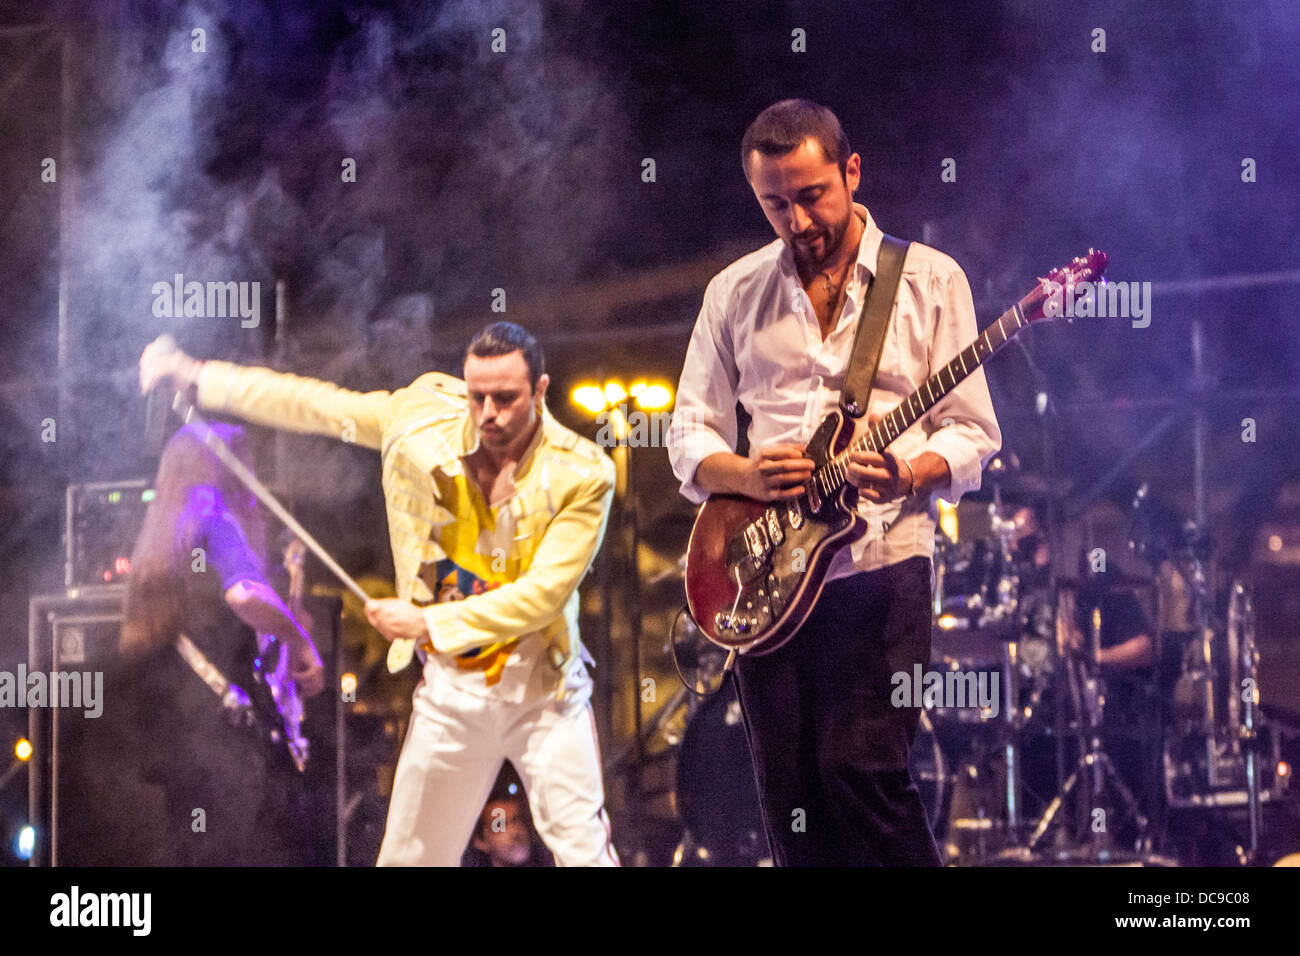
[
  {"xmin": 786, "ymin": 498, "xmax": 805, "ymax": 529},
  {"xmin": 744, "ymin": 520, "xmax": 770, "ymax": 561},
  {"xmin": 804, "ymin": 478, "xmax": 822, "ymax": 513},
  {"xmin": 765, "ymin": 507, "xmax": 784, "ymax": 545}
]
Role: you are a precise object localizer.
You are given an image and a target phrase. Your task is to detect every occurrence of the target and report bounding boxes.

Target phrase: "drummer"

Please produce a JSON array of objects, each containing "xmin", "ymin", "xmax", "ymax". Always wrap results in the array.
[
  {"xmin": 1009, "ymin": 497, "xmax": 1160, "ymax": 840},
  {"xmin": 1008, "ymin": 502, "xmax": 1154, "ymax": 669}
]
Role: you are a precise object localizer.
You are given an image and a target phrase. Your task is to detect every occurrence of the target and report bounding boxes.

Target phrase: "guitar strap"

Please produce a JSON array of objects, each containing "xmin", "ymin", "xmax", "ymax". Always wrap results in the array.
[
  {"xmin": 840, "ymin": 233, "xmax": 910, "ymax": 418},
  {"xmin": 174, "ymin": 632, "xmax": 256, "ymax": 724}
]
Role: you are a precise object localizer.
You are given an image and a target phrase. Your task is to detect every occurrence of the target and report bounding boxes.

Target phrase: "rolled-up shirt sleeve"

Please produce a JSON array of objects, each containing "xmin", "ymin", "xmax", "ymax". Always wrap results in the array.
[
  {"xmin": 667, "ymin": 277, "xmax": 741, "ymax": 504},
  {"xmin": 919, "ymin": 262, "xmax": 1002, "ymax": 502}
]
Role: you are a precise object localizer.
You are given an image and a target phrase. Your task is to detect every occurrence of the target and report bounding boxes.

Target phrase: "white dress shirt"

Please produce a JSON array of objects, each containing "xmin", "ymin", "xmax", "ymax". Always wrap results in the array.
[{"xmin": 668, "ymin": 204, "xmax": 1001, "ymax": 580}]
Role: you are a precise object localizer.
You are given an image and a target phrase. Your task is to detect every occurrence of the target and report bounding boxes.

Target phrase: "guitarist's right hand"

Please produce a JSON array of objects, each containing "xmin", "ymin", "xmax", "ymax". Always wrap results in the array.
[
  {"xmin": 742, "ymin": 444, "xmax": 815, "ymax": 501},
  {"xmin": 695, "ymin": 446, "xmax": 813, "ymax": 500}
]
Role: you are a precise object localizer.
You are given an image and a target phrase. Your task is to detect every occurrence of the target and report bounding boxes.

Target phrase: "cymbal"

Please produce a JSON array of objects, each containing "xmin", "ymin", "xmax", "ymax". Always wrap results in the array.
[{"xmin": 973, "ymin": 458, "xmax": 1071, "ymax": 501}]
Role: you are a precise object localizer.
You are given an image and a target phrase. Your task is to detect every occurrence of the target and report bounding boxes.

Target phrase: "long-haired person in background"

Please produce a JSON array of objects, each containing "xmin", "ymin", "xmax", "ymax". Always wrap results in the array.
[{"xmin": 122, "ymin": 421, "xmax": 326, "ymax": 865}]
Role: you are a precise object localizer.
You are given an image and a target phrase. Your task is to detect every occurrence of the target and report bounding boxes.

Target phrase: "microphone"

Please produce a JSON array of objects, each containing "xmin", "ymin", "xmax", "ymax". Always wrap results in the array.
[{"xmin": 144, "ymin": 335, "xmax": 179, "ymax": 454}]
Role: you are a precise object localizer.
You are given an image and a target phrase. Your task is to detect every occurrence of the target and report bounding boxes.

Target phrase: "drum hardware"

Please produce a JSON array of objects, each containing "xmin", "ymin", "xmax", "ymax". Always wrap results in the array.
[
  {"xmin": 1161, "ymin": 580, "xmax": 1289, "ymax": 862},
  {"xmin": 1236, "ymin": 582, "xmax": 1262, "ymax": 860},
  {"xmin": 670, "ymin": 678, "xmax": 766, "ymax": 866},
  {"xmin": 668, "ymin": 605, "xmax": 734, "ymax": 699},
  {"xmin": 1145, "ymin": 501, "xmax": 1290, "ymax": 852},
  {"xmin": 1011, "ymin": 588, "xmax": 1150, "ymax": 861}
]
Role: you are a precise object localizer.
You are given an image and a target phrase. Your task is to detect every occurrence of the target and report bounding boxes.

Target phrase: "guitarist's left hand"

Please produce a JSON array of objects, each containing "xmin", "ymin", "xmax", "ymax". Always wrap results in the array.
[
  {"xmin": 847, "ymin": 417, "xmax": 913, "ymax": 502},
  {"xmin": 289, "ymin": 641, "xmax": 326, "ymax": 698},
  {"xmin": 848, "ymin": 416, "xmax": 953, "ymax": 503},
  {"xmin": 847, "ymin": 447, "xmax": 911, "ymax": 502}
]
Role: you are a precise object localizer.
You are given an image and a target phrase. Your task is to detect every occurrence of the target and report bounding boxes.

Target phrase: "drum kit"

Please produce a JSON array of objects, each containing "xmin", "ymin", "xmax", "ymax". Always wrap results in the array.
[
  {"xmin": 655, "ymin": 454, "xmax": 1289, "ymax": 866},
  {"xmin": 918, "ymin": 460, "xmax": 1288, "ymax": 865}
]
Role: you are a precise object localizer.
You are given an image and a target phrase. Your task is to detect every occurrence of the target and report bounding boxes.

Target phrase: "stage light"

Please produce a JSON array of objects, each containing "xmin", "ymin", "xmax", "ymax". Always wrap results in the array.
[
  {"xmin": 605, "ymin": 406, "xmax": 629, "ymax": 442},
  {"xmin": 14, "ymin": 739, "xmax": 32, "ymax": 762},
  {"xmin": 340, "ymin": 673, "xmax": 357, "ymax": 697},
  {"xmin": 1268, "ymin": 535, "xmax": 1283, "ymax": 552},
  {"xmin": 937, "ymin": 498, "xmax": 958, "ymax": 542},
  {"xmin": 603, "ymin": 382, "xmax": 627, "ymax": 406},
  {"xmin": 573, "ymin": 380, "xmax": 674, "ymax": 418},
  {"xmin": 570, "ymin": 386, "xmax": 606, "ymax": 415},
  {"xmin": 937, "ymin": 615, "xmax": 959, "ymax": 630},
  {"xmin": 1278, "ymin": 761, "xmax": 1290, "ymax": 779},
  {"xmin": 14, "ymin": 826, "xmax": 35, "ymax": 861},
  {"xmin": 633, "ymin": 383, "xmax": 673, "ymax": 411}
]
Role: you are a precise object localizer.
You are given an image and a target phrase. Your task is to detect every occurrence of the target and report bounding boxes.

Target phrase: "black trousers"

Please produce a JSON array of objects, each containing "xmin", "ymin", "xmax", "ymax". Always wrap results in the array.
[{"xmin": 732, "ymin": 556, "xmax": 941, "ymax": 866}]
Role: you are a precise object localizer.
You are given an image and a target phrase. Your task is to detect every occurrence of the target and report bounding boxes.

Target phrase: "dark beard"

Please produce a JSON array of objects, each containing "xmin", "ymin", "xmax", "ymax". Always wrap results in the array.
[{"xmin": 791, "ymin": 209, "xmax": 853, "ymax": 271}]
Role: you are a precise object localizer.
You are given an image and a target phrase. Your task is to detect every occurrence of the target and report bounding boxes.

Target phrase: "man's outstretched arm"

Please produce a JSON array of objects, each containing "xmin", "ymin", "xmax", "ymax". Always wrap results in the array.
[{"xmin": 139, "ymin": 335, "xmax": 391, "ymax": 449}]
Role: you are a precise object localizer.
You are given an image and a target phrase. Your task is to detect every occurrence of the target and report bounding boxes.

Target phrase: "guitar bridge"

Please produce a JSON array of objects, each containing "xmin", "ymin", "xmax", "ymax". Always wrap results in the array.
[{"xmin": 766, "ymin": 572, "xmax": 785, "ymax": 614}]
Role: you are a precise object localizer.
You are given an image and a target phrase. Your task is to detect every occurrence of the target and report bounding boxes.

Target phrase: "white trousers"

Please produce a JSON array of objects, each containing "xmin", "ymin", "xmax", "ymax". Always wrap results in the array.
[{"xmin": 376, "ymin": 662, "xmax": 619, "ymax": 867}]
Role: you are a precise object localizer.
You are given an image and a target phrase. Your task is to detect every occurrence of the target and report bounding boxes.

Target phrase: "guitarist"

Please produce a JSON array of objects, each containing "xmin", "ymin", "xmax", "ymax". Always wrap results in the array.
[
  {"xmin": 668, "ymin": 99, "xmax": 1001, "ymax": 866},
  {"xmin": 122, "ymin": 422, "xmax": 325, "ymax": 864}
]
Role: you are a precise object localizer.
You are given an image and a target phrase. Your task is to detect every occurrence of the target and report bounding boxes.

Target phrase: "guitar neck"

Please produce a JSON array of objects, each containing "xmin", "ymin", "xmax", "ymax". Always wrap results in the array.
[{"xmin": 825, "ymin": 300, "xmax": 1029, "ymax": 480}]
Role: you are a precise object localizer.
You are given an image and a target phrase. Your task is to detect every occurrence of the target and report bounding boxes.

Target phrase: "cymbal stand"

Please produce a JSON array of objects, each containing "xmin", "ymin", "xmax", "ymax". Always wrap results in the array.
[
  {"xmin": 1231, "ymin": 582, "xmax": 1264, "ymax": 864},
  {"xmin": 1025, "ymin": 606, "xmax": 1148, "ymax": 857}
]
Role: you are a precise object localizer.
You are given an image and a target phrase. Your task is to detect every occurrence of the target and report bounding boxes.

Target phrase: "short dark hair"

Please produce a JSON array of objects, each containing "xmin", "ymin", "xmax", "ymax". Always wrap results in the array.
[
  {"xmin": 740, "ymin": 98, "xmax": 852, "ymax": 179},
  {"xmin": 465, "ymin": 321, "xmax": 545, "ymax": 389}
]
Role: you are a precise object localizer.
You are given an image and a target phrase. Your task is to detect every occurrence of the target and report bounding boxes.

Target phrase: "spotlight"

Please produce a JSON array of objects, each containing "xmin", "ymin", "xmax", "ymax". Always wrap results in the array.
[
  {"xmin": 570, "ymin": 385, "xmax": 606, "ymax": 415},
  {"xmin": 14, "ymin": 738, "xmax": 32, "ymax": 762},
  {"xmin": 602, "ymin": 382, "xmax": 627, "ymax": 406},
  {"xmin": 14, "ymin": 825, "xmax": 35, "ymax": 861},
  {"xmin": 634, "ymin": 384, "xmax": 673, "ymax": 411}
]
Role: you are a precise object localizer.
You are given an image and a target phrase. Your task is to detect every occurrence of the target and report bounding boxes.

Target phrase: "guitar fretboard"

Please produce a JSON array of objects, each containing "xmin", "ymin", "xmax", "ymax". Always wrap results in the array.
[{"xmin": 815, "ymin": 302, "xmax": 1028, "ymax": 494}]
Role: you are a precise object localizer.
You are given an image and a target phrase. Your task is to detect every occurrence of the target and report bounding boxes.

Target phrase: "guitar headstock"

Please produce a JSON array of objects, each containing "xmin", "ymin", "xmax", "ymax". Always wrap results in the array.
[{"xmin": 1021, "ymin": 249, "xmax": 1110, "ymax": 322}]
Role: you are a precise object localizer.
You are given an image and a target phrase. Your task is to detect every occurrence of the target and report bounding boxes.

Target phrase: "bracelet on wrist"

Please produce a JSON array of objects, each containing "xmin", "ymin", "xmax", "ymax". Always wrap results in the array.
[{"xmin": 902, "ymin": 458, "xmax": 917, "ymax": 497}]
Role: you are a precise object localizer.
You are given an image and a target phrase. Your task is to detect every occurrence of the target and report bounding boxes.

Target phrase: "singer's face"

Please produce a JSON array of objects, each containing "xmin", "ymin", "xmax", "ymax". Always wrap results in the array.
[{"xmin": 464, "ymin": 350, "xmax": 548, "ymax": 454}]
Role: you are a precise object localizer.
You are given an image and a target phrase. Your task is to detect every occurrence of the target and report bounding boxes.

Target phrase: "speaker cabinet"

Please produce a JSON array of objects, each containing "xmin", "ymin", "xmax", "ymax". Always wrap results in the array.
[{"xmin": 27, "ymin": 589, "xmax": 341, "ymax": 866}]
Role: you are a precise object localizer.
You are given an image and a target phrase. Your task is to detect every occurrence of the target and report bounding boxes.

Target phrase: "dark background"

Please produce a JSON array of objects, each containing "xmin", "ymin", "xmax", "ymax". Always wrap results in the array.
[{"xmin": 2, "ymin": 0, "xmax": 1298, "ymax": 862}]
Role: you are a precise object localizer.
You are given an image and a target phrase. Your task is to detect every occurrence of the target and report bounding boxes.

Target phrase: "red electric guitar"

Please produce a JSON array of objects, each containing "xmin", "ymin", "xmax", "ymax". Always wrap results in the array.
[{"xmin": 684, "ymin": 250, "xmax": 1109, "ymax": 655}]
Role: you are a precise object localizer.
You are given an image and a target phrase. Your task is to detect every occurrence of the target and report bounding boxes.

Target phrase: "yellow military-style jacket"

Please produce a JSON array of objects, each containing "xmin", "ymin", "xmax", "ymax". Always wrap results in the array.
[{"xmin": 196, "ymin": 361, "xmax": 615, "ymax": 684}]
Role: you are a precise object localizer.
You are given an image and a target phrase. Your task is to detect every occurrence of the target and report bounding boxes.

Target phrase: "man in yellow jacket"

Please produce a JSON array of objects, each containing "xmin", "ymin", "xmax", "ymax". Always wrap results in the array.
[{"xmin": 140, "ymin": 322, "xmax": 619, "ymax": 866}]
